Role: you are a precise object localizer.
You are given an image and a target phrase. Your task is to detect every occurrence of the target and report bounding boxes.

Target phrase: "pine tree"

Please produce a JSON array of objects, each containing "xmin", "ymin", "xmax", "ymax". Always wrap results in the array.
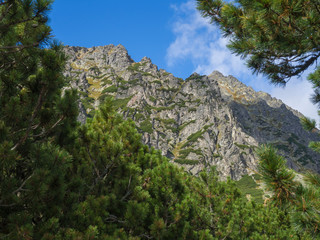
[
  {"xmin": 196, "ymin": 3, "xmax": 320, "ymax": 236},
  {"xmin": 52, "ymin": 98, "xmax": 298, "ymax": 239},
  {"xmin": 196, "ymin": 0, "xmax": 320, "ymax": 86},
  {"xmin": 196, "ymin": 0, "xmax": 320, "ymax": 153},
  {"xmin": 256, "ymin": 145, "xmax": 297, "ymax": 206},
  {"xmin": 192, "ymin": 167, "xmax": 299, "ymax": 239},
  {"xmin": 1, "ymin": 1, "xmax": 314, "ymax": 238},
  {"xmin": 257, "ymin": 145, "xmax": 320, "ymax": 238},
  {"xmin": 60, "ymin": 98, "xmax": 205, "ymax": 239},
  {"xmin": 0, "ymin": 0, "xmax": 78, "ymax": 238}
]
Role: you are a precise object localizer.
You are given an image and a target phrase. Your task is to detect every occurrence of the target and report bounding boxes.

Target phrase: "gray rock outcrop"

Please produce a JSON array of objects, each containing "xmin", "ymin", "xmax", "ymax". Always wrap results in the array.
[{"xmin": 63, "ymin": 44, "xmax": 320, "ymax": 180}]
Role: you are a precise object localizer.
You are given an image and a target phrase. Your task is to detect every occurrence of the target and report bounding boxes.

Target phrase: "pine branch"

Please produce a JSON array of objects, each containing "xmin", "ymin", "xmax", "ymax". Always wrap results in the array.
[
  {"xmin": 197, "ymin": 0, "xmax": 224, "ymax": 25},
  {"xmin": 0, "ymin": 202, "xmax": 16, "ymax": 207},
  {"xmin": 137, "ymin": 234, "xmax": 153, "ymax": 240},
  {"xmin": 0, "ymin": 2, "xmax": 12, "ymax": 22},
  {"xmin": 269, "ymin": 8, "xmax": 319, "ymax": 49},
  {"xmin": 311, "ymin": 0, "xmax": 320, "ymax": 15},
  {"xmin": 85, "ymin": 145, "xmax": 101, "ymax": 179},
  {"xmin": 10, "ymin": 123, "xmax": 40, "ymax": 136},
  {"xmin": 0, "ymin": 42, "xmax": 42, "ymax": 55},
  {"xmin": 0, "ymin": 42, "xmax": 39, "ymax": 50},
  {"xmin": 0, "ymin": 173, "xmax": 34, "ymax": 207},
  {"xmin": 300, "ymin": 116, "xmax": 316, "ymax": 132},
  {"xmin": 270, "ymin": 52, "xmax": 320, "ymax": 82},
  {"xmin": 102, "ymin": 161, "xmax": 116, "ymax": 180},
  {"xmin": 203, "ymin": 0, "xmax": 222, "ymax": 23},
  {"xmin": 0, "ymin": 2, "xmax": 51, "ymax": 31},
  {"xmin": 105, "ymin": 214, "xmax": 126, "ymax": 223},
  {"xmin": 12, "ymin": 173, "xmax": 34, "ymax": 195},
  {"xmin": 0, "ymin": 233, "xmax": 12, "ymax": 239},
  {"xmin": 11, "ymin": 85, "xmax": 47, "ymax": 151},
  {"xmin": 31, "ymin": 115, "xmax": 65, "ymax": 138},
  {"xmin": 121, "ymin": 175, "xmax": 132, "ymax": 201},
  {"xmin": 304, "ymin": 172, "xmax": 320, "ymax": 187}
]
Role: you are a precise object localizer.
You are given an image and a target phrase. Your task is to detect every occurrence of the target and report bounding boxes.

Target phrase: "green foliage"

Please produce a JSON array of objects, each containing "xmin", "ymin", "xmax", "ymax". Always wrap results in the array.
[
  {"xmin": 1, "ymin": 92, "xmax": 301, "ymax": 238},
  {"xmin": 192, "ymin": 98, "xmax": 202, "ymax": 104},
  {"xmin": 139, "ymin": 118, "xmax": 153, "ymax": 133},
  {"xmin": 300, "ymin": 109, "xmax": 320, "ymax": 158},
  {"xmin": 159, "ymin": 118, "xmax": 176, "ymax": 125},
  {"xmin": 300, "ymin": 117, "xmax": 316, "ymax": 132},
  {"xmin": 97, "ymin": 93, "xmax": 107, "ymax": 103},
  {"xmin": 81, "ymin": 96, "xmax": 95, "ymax": 110},
  {"xmin": 89, "ymin": 65, "xmax": 100, "ymax": 74},
  {"xmin": 236, "ymin": 175, "xmax": 264, "ymax": 204},
  {"xmin": 252, "ymin": 173, "xmax": 262, "ymax": 181},
  {"xmin": 196, "ymin": 0, "xmax": 320, "ymax": 173},
  {"xmin": 142, "ymin": 72, "xmax": 155, "ymax": 77},
  {"xmin": 127, "ymin": 62, "xmax": 145, "ymax": 72},
  {"xmin": 0, "ymin": 0, "xmax": 79, "ymax": 238},
  {"xmin": 178, "ymin": 120, "xmax": 196, "ymax": 131},
  {"xmin": 234, "ymin": 142, "xmax": 251, "ymax": 150},
  {"xmin": 91, "ymin": 72, "xmax": 108, "ymax": 79},
  {"xmin": 134, "ymin": 112, "xmax": 145, "ymax": 121},
  {"xmin": 175, "ymin": 147, "xmax": 203, "ymax": 165},
  {"xmin": 182, "ymin": 124, "xmax": 213, "ymax": 148},
  {"xmin": 157, "ymin": 86, "xmax": 179, "ymax": 93},
  {"xmin": 300, "ymin": 116, "xmax": 320, "ymax": 157},
  {"xmin": 72, "ymin": 100, "xmax": 291, "ymax": 238},
  {"xmin": 179, "ymin": 148, "xmax": 203, "ymax": 158},
  {"xmin": 149, "ymin": 95, "xmax": 157, "ymax": 103},
  {"xmin": 188, "ymin": 107, "xmax": 197, "ymax": 112},
  {"xmin": 1, "ymin": 1, "xmax": 316, "ymax": 238},
  {"xmin": 116, "ymin": 76, "xmax": 128, "ymax": 84},
  {"xmin": 197, "ymin": 0, "xmax": 320, "ymax": 85},
  {"xmin": 113, "ymin": 96, "xmax": 132, "ymax": 110},
  {"xmin": 185, "ymin": 74, "xmax": 204, "ymax": 82},
  {"xmin": 257, "ymin": 145, "xmax": 296, "ymax": 206},
  {"xmin": 257, "ymin": 145, "xmax": 320, "ymax": 237},
  {"xmin": 102, "ymin": 85, "xmax": 118, "ymax": 93},
  {"xmin": 175, "ymin": 159, "xmax": 200, "ymax": 165},
  {"xmin": 176, "ymin": 100, "xmax": 186, "ymax": 108},
  {"xmin": 128, "ymin": 78, "xmax": 140, "ymax": 85},
  {"xmin": 119, "ymin": 84, "xmax": 129, "ymax": 90},
  {"xmin": 154, "ymin": 117, "xmax": 179, "ymax": 134},
  {"xmin": 162, "ymin": 72, "xmax": 170, "ymax": 76},
  {"xmin": 308, "ymin": 67, "xmax": 320, "ymax": 106},
  {"xmin": 101, "ymin": 78, "xmax": 113, "ymax": 85},
  {"xmin": 187, "ymin": 130, "xmax": 204, "ymax": 142},
  {"xmin": 152, "ymin": 104, "xmax": 175, "ymax": 112},
  {"xmin": 152, "ymin": 80, "xmax": 162, "ymax": 84},
  {"xmin": 193, "ymin": 168, "xmax": 298, "ymax": 239},
  {"xmin": 308, "ymin": 141, "xmax": 320, "ymax": 153},
  {"xmin": 212, "ymin": 153, "xmax": 222, "ymax": 158}
]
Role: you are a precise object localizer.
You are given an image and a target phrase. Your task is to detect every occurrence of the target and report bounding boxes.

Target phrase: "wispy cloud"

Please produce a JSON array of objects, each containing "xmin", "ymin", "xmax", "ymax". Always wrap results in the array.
[
  {"xmin": 271, "ymin": 78, "xmax": 318, "ymax": 121},
  {"xmin": 166, "ymin": 1, "xmax": 250, "ymax": 79},
  {"xmin": 166, "ymin": 0, "xmax": 318, "ymax": 121}
]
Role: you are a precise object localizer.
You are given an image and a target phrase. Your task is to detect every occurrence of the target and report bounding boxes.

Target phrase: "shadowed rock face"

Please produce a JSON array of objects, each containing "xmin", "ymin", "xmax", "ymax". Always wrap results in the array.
[{"xmin": 63, "ymin": 44, "xmax": 320, "ymax": 180}]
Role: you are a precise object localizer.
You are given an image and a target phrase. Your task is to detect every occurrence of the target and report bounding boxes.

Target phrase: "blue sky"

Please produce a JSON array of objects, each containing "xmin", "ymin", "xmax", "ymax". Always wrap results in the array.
[{"xmin": 50, "ymin": 0, "xmax": 318, "ymax": 121}]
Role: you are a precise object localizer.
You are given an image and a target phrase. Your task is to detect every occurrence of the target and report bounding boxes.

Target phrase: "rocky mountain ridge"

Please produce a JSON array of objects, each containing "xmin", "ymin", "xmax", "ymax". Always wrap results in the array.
[{"xmin": 63, "ymin": 44, "xmax": 320, "ymax": 180}]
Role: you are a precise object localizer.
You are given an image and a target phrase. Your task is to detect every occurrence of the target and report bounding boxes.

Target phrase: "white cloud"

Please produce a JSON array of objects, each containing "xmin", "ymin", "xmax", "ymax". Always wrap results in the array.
[
  {"xmin": 166, "ymin": 1, "xmax": 250, "ymax": 78},
  {"xmin": 166, "ymin": 0, "xmax": 319, "ymax": 122},
  {"xmin": 271, "ymin": 78, "xmax": 318, "ymax": 121}
]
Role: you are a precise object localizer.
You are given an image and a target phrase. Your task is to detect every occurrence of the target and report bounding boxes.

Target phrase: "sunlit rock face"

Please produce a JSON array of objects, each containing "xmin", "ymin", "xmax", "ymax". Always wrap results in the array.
[{"xmin": 63, "ymin": 44, "xmax": 320, "ymax": 180}]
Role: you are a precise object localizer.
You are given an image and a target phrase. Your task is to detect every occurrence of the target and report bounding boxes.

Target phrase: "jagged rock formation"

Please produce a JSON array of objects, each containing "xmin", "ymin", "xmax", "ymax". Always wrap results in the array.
[{"xmin": 63, "ymin": 44, "xmax": 320, "ymax": 180}]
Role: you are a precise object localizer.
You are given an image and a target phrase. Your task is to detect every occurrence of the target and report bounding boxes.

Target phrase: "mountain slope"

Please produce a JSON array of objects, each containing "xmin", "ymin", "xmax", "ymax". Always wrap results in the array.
[{"xmin": 63, "ymin": 44, "xmax": 320, "ymax": 180}]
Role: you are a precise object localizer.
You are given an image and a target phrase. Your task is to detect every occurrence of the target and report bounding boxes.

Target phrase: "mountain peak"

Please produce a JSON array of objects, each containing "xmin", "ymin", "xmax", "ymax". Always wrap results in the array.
[
  {"xmin": 63, "ymin": 44, "xmax": 320, "ymax": 180},
  {"xmin": 141, "ymin": 56, "xmax": 152, "ymax": 62}
]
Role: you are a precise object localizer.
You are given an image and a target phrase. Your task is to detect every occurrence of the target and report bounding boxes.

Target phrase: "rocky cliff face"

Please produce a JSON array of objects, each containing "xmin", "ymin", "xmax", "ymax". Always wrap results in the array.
[{"xmin": 63, "ymin": 44, "xmax": 320, "ymax": 180}]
